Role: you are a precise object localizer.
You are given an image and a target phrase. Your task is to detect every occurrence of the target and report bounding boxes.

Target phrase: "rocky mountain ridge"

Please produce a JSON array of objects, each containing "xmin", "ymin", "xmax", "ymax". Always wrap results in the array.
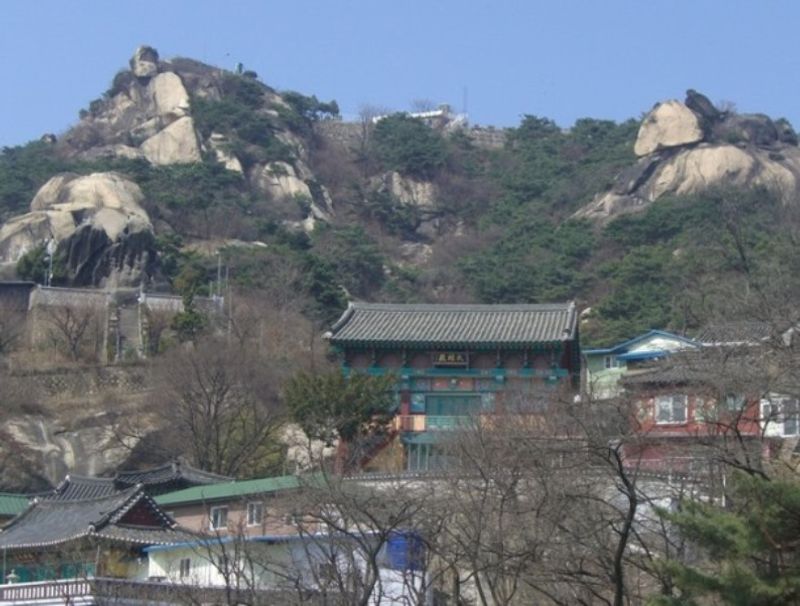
[
  {"xmin": 3, "ymin": 48, "xmax": 800, "ymax": 489},
  {"xmin": 577, "ymin": 90, "xmax": 800, "ymax": 220}
]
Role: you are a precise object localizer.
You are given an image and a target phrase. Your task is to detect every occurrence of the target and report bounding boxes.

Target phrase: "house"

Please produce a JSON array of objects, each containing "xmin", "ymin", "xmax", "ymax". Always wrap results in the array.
[
  {"xmin": 145, "ymin": 530, "xmax": 427, "ymax": 604},
  {"xmin": 150, "ymin": 472, "xmax": 429, "ymax": 604},
  {"xmin": 0, "ymin": 485, "xmax": 188, "ymax": 586},
  {"xmin": 583, "ymin": 330, "xmax": 699, "ymax": 400},
  {"xmin": 154, "ymin": 474, "xmax": 308, "ymax": 538},
  {"xmin": 326, "ymin": 302, "xmax": 580, "ymax": 472},
  {"xmin": 620, "ymin": 352, "xmax": 763, "ymax": 473}
]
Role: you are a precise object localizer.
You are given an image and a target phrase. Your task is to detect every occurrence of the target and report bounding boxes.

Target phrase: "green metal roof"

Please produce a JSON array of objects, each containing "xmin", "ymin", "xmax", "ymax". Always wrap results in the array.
[
  {"xmin": 0, "ymin": 493, "xmax": 30, "ymax": 517},
  {"xmin": 155, "ymin": 474, "xmax": 307, "ymax": 507}
]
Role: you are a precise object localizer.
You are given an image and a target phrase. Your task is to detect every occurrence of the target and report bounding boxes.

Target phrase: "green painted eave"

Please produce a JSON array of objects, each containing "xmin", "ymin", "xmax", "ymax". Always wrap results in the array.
[{"xmin": 155, "ymin": 474, "xmax": 318, "ymax": 507}]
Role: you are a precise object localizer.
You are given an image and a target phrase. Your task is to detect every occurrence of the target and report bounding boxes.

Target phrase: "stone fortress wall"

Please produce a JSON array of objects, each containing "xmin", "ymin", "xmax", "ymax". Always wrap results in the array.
[
  {"xmin": 0, "ymin": 283, "xmax": 223, "ymax": 364},
  {"xmin": 317, "ymin": 115, "xmax": 507, "ymax": 151}
]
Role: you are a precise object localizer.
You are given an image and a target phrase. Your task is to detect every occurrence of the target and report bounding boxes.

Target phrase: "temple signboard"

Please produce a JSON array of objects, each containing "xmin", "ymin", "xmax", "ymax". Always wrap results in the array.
[{"xmin": 433, "ymin": 351, "xmax": 468, "ymax": 367}]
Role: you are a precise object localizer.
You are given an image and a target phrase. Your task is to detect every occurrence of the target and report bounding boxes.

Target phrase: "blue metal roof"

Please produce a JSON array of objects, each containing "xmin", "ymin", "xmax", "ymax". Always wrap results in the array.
[{"xmin": 583, "ymin": 330, "xmax": 698, "ymax": 356}]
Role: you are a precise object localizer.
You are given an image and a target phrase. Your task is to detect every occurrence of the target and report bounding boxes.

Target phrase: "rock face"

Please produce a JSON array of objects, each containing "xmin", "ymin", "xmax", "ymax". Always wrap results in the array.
[
  {"xmin": 65, "ymin": 46, "xmax": 209, "ymax": 169},
  {"xmin": 634, "ymin": 100, "xmax": 705, "ymax": 156},
  {"xmin": 254, "ymin": 161, "xmax": 313, "ymax": 200},
  {"xmin": 577, "ymin": 90, "xmax": 800, "ymax": 221},
  {"xmin": 0, "ymin": 172, "xmax": 157, "ymax": 287},
  {"xmin": 149, "ymin": 71, "xmax": 191, "ymax": 118},
  {"xmin": 251, "ymin": 161, "xmax": 333, "ymax": 232},
  {"xmin": 0, "ymin": 366, "xmax": 151, "ymax": 490},
  {"xmin": 140, "ymin": 116, "xmax": 202, "ymax": 165},
  {"xmin": 208, "ymin": 133, "xmax": 243, "ymax": 173},
  {"xmin": 386, "ymin": 171, "xmax": 436, "ymax": 208},
  {"xmin": 369, "ymin": 171, "xmax": 442, "ymax": 237},
  {"xmin": 130, "ymin": 45, "xmax": 159, "ymax": 79}
]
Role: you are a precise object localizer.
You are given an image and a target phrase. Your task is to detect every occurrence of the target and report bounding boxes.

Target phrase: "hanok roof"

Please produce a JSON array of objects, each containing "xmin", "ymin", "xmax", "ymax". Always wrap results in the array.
[
  {"xmin": 0, "ymin": 486, "xmax": 189, "ymax": 552},
  {"xmin": 115, "ymin": 460, "xmax": 230, "ymax": 493},
  {"xmin": 327, "ymin": 302, "xmax": 578, "ymax": 348},
  {"xmin": 48, "ymin": 476, "xmax": 118, "ymax": 501},
  {"xmin": 48, "ymin": 461, "xmax": 230, "ymax": 501},
  {"xmin": 155, "ymin": 474, "xmax": 307, "ymax": 507},
  {"xmin": 0, "ymin": 493, "xmax": 29, "ymax": 518},
  {"xmin": 695, "ymin": 321, "xmax": 772, "ymax": 346},
  {"xmin": 622, "ymin": 350, "xmax": 771, "ymax": 392}
]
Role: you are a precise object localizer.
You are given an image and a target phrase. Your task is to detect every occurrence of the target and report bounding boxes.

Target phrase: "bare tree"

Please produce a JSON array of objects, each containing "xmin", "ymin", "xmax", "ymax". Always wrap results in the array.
[
  {"xmin": 125, "ymin": 336, "xmax": 288, "ymax": 477},
  {"xmin": 0, "ymin": 301, "xmax": 25, "ymax": 359},
  {"xmin": 42, "ymin": 303, "xmax": 105, "ymax": 363}
]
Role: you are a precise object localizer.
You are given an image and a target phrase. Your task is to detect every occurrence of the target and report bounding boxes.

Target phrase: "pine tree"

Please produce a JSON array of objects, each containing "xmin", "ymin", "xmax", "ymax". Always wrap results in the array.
[{"xmin": 650, "ymin": 473, "xmax": 800, "ymax": 605}]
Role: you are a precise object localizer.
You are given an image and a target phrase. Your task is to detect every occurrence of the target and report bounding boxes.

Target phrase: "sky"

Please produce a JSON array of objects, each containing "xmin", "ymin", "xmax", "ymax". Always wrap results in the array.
[{"xmin": 2, "ymin": 0, "xmax": 800, "ymax": 147}]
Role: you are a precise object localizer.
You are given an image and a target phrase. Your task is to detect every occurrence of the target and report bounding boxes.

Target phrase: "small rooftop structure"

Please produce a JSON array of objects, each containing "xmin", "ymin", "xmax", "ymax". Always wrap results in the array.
[{"xmin": 326, "ymin": 302, "xmax": 578, "ymax": 349}]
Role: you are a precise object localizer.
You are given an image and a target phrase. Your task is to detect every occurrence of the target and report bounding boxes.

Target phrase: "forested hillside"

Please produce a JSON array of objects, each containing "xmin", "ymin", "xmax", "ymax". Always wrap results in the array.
[{"xmin": 2, "ymin": 47, "xmax": 799, "ymax": 349}]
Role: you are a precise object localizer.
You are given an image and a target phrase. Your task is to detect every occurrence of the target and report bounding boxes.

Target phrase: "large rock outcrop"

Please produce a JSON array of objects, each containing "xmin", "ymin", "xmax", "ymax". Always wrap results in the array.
[
  {"xmin": 0, "ymin": 172, "xmax": 157, "ymax": 286},
  {"xmin": 64, "ymin": 47, "xmax": 206, "ymax": 167},
  {"xmin": 634, "ymin": 100, "xmax": 705, "ymax": 156},
  {"xmin": 577, "ymin": 90, "xmax": 800, "ymax": 221},
  {"xmin": 130, "ymin": 45, "xmax": 159, "ymax": 79}
]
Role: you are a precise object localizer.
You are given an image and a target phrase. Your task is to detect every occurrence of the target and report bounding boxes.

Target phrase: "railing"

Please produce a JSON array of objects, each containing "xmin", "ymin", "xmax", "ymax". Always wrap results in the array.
[
  {"xmin": 0, "ymin": 577, "xmax": 316, "ymax": 604},
  {"xmin": 394, "ymin": 415, "xmax": 427, "ymax": 431},
  {"xmin": 394, "ymin": 415, "xmax": 473, "ymax": 431},
  {"xmin": 0, "ymin": 578, "xmax": 91, "ymax": 602},
  {"xmin": 426, "ymin": 416, "xmax": 471, "ymax": 430}
]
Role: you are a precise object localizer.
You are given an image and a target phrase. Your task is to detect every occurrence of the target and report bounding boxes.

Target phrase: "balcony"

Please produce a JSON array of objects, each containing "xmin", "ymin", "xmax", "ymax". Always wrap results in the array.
[{"xmin": 394, "ymin": 415, "xmax": 474, "ymax": 432}]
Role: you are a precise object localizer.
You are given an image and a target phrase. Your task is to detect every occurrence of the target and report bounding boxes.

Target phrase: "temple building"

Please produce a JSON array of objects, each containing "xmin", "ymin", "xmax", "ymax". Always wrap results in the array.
[
  {"xmin": 0, "ymin": 486, "xmax": 188, "ymax": 586},
  {"xmin": 326, "ymin": 302, "xmax": 580, "ymax": 472}
]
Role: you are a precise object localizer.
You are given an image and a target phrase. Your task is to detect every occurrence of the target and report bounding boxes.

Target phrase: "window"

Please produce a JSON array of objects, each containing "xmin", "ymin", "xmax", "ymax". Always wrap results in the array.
[
  {"xmin": 247, "ymin": 502, "xmax": 264, "ymax": 526},
  {"xmin": 179, "ymin": 558, "xmax": 191, "ymax": 578},
  {"xmin": 425, "ymin": 395, "xmax": 482, "ymax": 416},
  {"xmin": 604, "ymin": 355, "xmax": 619, "ymax": 369},
  {"xmin": 724, "ymin": 394, "xmax": 746, "ymax": 411},
  {"xmin": 763, "ymin": 398, "xmax": 800, "ymax": 436},
  {"xmin": 209, "ymin": 506, "xmax": 228, "ymax": 531},
  {"xmin": 655, "ymin": 395, "xmax": 688, "ymax": 424}
]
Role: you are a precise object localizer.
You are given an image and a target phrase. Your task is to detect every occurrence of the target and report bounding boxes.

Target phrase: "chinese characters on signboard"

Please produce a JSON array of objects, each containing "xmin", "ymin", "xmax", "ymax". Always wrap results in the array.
[{"xmin": 433, "ymin": 352, "xmax": 468, "ymax": 367}]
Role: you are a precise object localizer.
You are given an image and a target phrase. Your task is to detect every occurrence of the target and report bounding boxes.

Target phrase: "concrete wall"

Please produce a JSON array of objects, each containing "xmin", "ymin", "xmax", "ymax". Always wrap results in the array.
[{"xmin": 168, "ymin": 496, "xmax": 298, "ymax": 538}]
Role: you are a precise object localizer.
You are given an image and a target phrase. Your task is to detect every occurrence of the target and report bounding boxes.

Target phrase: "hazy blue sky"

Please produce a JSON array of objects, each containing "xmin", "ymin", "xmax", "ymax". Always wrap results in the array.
[{"xmin": 3, "ymin": 1, "xmax": 799, "ymax": 146}]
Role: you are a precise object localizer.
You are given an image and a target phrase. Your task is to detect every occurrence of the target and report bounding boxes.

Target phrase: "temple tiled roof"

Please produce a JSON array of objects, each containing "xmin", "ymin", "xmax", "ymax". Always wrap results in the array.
[
  {"xmin": 622, "ymin": 350, "xmax": 771, "ymax": 392},
  {"xmin": 695, "ymin": 321, "xmax": 772, "ymax": 345},
  {"xmin": 48, "ymin": 476, "xmax": 118, "ymax": 501},
  {"xmin": 47, "ymin": 461, "xmax": 231, "ymax": 501},
  {"xmin": 0, "ymin": 486, "xmax": 190, "ymax": 551},
  {"xmin": 115, "ymin": 460, "xmax": 230, "ymax": 491},
  {"xmin": 327, "ymin": 302, "xmax": 578, "ymax": 347}
]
